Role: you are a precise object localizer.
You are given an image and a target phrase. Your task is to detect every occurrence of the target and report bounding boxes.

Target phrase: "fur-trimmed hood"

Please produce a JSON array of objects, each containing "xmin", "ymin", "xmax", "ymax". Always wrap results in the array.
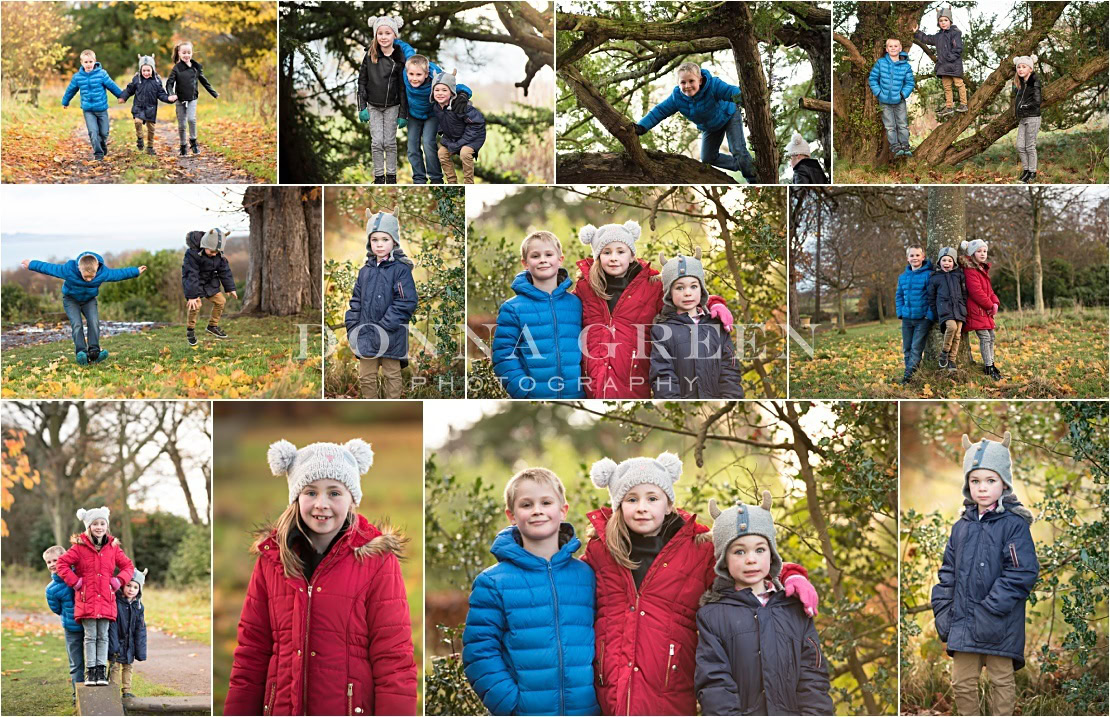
[
  {"xmin": 70, "ymin": 532, "xmax": 121, "ymax": 549},
  {"xmin": 250, "ymin": 513, "xmax": 406, "ymax": 561}
]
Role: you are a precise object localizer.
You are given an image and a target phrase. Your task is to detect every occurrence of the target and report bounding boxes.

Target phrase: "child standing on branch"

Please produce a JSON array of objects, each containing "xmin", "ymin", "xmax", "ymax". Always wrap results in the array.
[
  {"xmin": 914, "ymin": 6, "xmax": 967, "ymax": 118},
  {"xmin": 358, "ymin": 16, "xmax": 413, "ymax": 185},
  {"xmin": 1012, "ymin": 56, "xmax": 1042, "ymax": 184}
]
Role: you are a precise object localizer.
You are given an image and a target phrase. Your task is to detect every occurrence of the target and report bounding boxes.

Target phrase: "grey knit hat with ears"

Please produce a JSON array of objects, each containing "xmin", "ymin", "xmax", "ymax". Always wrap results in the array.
[
  {"xmin": 659, "ymin": 247, "xmax": 708, "ymax": 309},
  {"xmin": 130, "ymin": 568, "xmax": 149, "ymax": 588},
  {"xmin": 962, "ymin": 431, "xmax": 1014, "ymax": 504},
  {"xmin": 76, "ymin": 506, "xmax": 110, "ymax": 529},
  {"xmin": 590, "ymin": 452, "xmax": 683, "ymax": 507},
  {"xmin": 200, "ymin": 227, "xmax": 228, "ymax": 252},
  {"xmin": 960, "ymin": 239, "xmax": 987, "ymax": 257},
  {"xmin": 579, "ymin": 220, "xmax": 641, "ymax": 259},
  {"xmin": 368, "ymin": 15, "xmax": 403, "ymax": 38},
  {"xmin": 138, "ymin": 54, "xmax": 156, "ymax": 73},
  {"xmin": 268, "ymin": 440, "xmax": 374, "ymax": 506},
  {"xmin": 708, "ymin": 491, "xmax": 783, "ymax": 586},
  {"xmin": 937, "ymin": 247, "xmax": 958, "ymax": 264},
  {"xmin": 430, "ymin": 70, "xmax": 458, "ymax": 101},
  {"xmin": 365, "ymin": 207, "xmax": 400, "ymax": 250},
  {"xmin": 937, "ymin": 6, "xmax": 953, "ymax": 22}
]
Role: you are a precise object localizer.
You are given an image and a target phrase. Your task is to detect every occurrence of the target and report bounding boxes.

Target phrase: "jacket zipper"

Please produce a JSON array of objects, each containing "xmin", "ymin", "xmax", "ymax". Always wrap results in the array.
[
  {"xmin": 265, "ymin": 681, "xmax": 276, "ymax": 713},
  {"xmin": 301, "ymin": 543, "xmax": 344, "ymax": 715},
  {"xmin": 1008, "ymin": 542, "xmax": 1020, "ymax": 568},
  {"xmin": 625, "ymin": 595, "xmax": 638, "ymax": 715},
  {"xmin": 549, "ymin": 295, "xmax": 564, "ymax": 397},
  {"xmin": 597, "ymin": 639, "xmax": 605, "ymax": 685},
  {"xmin": 664, "ymin": 643, "xmax": 674, "ymax": 687},
  {"xmin": 546, "ymin": 563, "xmax": 566, "ymax": 716},
  {"xmin": 347, "ymin": 682, "xmax": 354, "ymax": 716},
  {"xmin": 807, "ymin": 637, "xmax": 821, "ymax": 668}
]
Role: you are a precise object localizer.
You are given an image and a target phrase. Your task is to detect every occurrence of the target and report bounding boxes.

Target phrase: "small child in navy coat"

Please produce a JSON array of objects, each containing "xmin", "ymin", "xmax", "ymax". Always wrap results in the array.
[
  {"xmin": 109, "ymin": 568, "xmax": 148, "ymax": 698},
  {"xmin": 430, "ymin": 70, "xmax": 486, "ymax": 184},
  {"xmin": 931, "ymin": 432, "xmax": 1038, "ymax": 717},
  {"xmin": 696, "ymin": 492, "xmax": 832, "ymax": 715},
  {"xmin": 117, "ymin": 55, "xmax": 177, "ymax": 154},
  {"xmin": 926, "ymin": 247, "xmax": 967, "ymax": 371}
]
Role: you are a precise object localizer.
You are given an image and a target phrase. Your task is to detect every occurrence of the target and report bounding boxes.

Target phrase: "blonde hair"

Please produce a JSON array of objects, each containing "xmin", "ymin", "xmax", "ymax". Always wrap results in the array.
[
  {"xmin": 905, "ymin": 245, "xmax": 924, "ymax": 257},
  {"xmin": 587, "ymin": 259, "xmax": 611, "ymax": 301},
  {"xmin": 676, "ymin": 62, "xmax": 700, "ymax": 79},
  {"xmin": 519, "ymin": 231, "xmax": 562, "ymax": 261},
  {"xmin": 78, "ymin": 255, "xmax": 98, "ymax": 272},
  {"xmin": 261, "ymin": 502, "xmax": 359, "ymax": 579},
  {"xmin": 42, "ymin": 545, "xmax": 65, "ymax": 560},
  {"xmin": 504, "ymin": 467, "xmax": 566, "ymax": 512},
  {"xmin": 79, "ymin": 49, "xmax": 96, "ymax": 60},
  {"xmin": 602, "ymin": 495, "xmax": 677, "ymax": 570},
  {"xmin": 406, "ymin": 54, "xmax": 430, "ymax": 71}
]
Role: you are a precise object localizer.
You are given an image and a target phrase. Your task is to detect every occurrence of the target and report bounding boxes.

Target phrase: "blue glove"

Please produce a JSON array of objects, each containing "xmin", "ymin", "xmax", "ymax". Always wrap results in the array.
[
  {"xmin": 358, "ymin": 107, "xmax": 369, "ymax": 123},
  {"xmin": 397, "ymin": 117, "xmax": 407, "ymax": 128}
]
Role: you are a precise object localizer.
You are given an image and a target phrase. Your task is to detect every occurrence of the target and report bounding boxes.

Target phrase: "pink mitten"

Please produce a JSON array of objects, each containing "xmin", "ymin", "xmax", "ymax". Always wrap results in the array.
[
  {"xmin": 74, "ymin": 577, "xmax": 84, "ymax": 590},
  {"xmin": 783, "ymin": 574, "xmax": 819, "ymax": 617},
  {"xmin": 109, "ymin": 577, "xmax": 122, "ymax": 592},
  {"xmin": 709, "ymin": 301, "xmax": 734, "ymax": 333}
]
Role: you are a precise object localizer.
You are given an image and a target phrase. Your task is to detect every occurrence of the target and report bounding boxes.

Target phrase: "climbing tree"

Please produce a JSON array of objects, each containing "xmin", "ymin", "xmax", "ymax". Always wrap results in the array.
[{"xmin": 556, "ymin": 1, "xmax": 831, "ymax": 184}]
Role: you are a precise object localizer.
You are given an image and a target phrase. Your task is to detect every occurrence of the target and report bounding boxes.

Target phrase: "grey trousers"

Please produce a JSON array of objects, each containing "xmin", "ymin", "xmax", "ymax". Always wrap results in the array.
[
  {"xmin": 974, "ymin": 329, "xmax": 995, "ymax": 365},
  {"xmin": 368, "ymin": 105, "xmax": 400, "ymax": 176},
  {"xmin": 1016, "ymin": 116, "xmax": 1041, "ymax": 171},
  {"xmin": 176, "ymin": 99, "xmax": 198, "ymax": 143},
  {"xmin": 83, "ymin": 618, "xmax": 110, "ymax": 668}
]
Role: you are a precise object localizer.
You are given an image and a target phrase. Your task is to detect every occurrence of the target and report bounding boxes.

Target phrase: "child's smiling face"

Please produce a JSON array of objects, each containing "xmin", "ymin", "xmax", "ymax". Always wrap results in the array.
[
  {"xmin": 141, "ymin": 65, "xmax": 153, "ymax": 79},
  {"xmin": 939, "ymin": 255, "xmax": 955, "ymax": 271},
  {"xmin": 886, "ymin": 39, "xmax": 902, "ymax": 59},
  {"xmin": 376, "ymin": 25, "xmax": 396, "ymax": 49},
  {"xmin": 88, "ymin": 519, "xmax": 108, "ymax": 539},
  {"xmin": 620, "ymin": 483, "xmax": 671, "ymax": 537},
  {"xmin": 938, "ymin": 16, "xmax": 952, "ymax": 29},
  {"xmin": 677, "ymin": 70, "xmax": 701, "ymax": 96},
  {"xmin": 670, "ymin": 276, "xmax": 702, "ymax": 313},
  {"xmin": 45, "ymin": 555, "xmax": 59, "ymax": 574},
  {"xmin": 1016, "ymin": 63, "xmax": 1032, "ymax": 79},
  {"xmin": 974, "ymin": 246, "xmax": 989, "ymax": 263},
  {"xmin": 598, "ymin": 242, "xmax": 632, "ymax": 277},
  {"xmin": 178, "ymin": 45, "xmax": 193, "ymax": 63},
  {"xmin": 968, "ymin": 469, "xmax": 1005, "ymax": 509},
  {"xmin": 726, "ymin": 534, "xmax": 772, "ymax": 590},
  {"xmin": 906, "ymin": 247, "xmax": 924, "ymax": 269},
  {"xmin": 369, "ymin": 231, "xmax": 394, "ymax": 259},
  {"xmin": 123, "ymin": 581, "xmax": 140, "ymax": 599},
  {"xmin": 81, "ymin": 56, "xmax": 96, "ymax": 72},
  {"xmin": 505, "ymin": 478, "xmax": 567, "ymax": 544},
  {"xmin": 406, "ymin": 64, "xmax": 428, "ymax": 88},
  {"xmin": 298, "ymin": 479, "xmax": 353, "ymax": 537},
  {"xmin": 521, "ymin": 239, "xmax": 563, "ymax": 281},
  {"xmin": 432, "ymin": 83, "xmax": 452, "ymax": 105}
]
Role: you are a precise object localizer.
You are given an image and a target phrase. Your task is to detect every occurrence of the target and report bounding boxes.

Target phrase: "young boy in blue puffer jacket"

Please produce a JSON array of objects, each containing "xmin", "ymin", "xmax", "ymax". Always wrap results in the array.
[
  {"xmin": 932, "ymin": 432, "xmax": 1038, "ymax": 717},
  {"xmin": 402, "ymin": 55, "xmax": 473, "ymax": 185},
  {"xmin": 21, "ymin": 252, "xmax": 147, "ymax": 365},
  {"xmin": 491, "ymin": 231, "xmax": 584, "ymax": 399},
  {"xmin": 44, "ymin": 546, "xmax": 84, "ymax": 705},
  {"xmin": 868, "ymin": 39, "xmax": 916, "ymax": 158},
  {"xmin": 463, "ymin": 467, "xmax": 598, "ymax": 716},
  {"xmin": 635, "ymin": 62, "xmax": 757, "ymax": 183},
  {"xmin": 62, "ymin": 49, "xmax": 124, "ymax": 160},
  {"xmin": 894, "ymin": 245, "xmax": 934, "ymax": 384},
  {"xmin": 344, "ymin": 208, "xmax": 419, "ymax": 399}
]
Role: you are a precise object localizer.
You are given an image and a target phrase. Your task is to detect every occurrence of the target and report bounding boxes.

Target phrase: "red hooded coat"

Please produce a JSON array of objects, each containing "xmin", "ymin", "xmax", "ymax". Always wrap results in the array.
[
  {"xmin": 223, "ymin": 515, "xmax": 417, "ymax": 716},
  {"xmin": 56, "ymin": 533, "xmax": 134, "ymax": 622},
  {"xmin": 962, "ymin": 260, "xmax": 999, "ymax": 331},
  {"xmin": 582, "ymin": 508, "xmax": 808, "ymax": 716}
]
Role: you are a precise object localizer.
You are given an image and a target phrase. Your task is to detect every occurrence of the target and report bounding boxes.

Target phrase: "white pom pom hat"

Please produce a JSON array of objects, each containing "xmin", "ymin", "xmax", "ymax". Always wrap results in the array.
[
  {"xmin": 590, "ymin": 451, "xmax": 683, "ymax": 507},
  {"xmin": 579, "ymin": 220, "xmax": 642, "ymax": 259},
  {"xmin": 268, "ymin": 439, "xmax": 374, "ymax": 506},
  {"xmin": 76, "ymin": 506, "xmax": 110, "ymax": 529}
]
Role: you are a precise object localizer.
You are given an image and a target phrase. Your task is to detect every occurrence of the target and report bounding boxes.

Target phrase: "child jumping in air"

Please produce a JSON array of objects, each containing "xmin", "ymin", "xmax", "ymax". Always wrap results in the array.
[
  {"xmin": 182, "ymin": 228, "xmax": 237, "ymax": 346},
  {"xmin": 635, "ymin": 62, "xmax": 757, "ymax": 183},
  {"xmin": 344, "ymin": 208, "xmax": 419, "ymax": 399},
  {"xmin": 650, "ymin": 248, "xmax": 743, "ymax": 398},
  {"xmin": 960, "ymin": 239, "xmax": 1003, "ymax": 381},
  {"xmin": 868, "ymin": 39, "xmax": 915, "ymax": 158},
  {"xmin": 696, "ymin": 492, "xmax": 833, "ymax": 715},
  {"xmin": 575, "ymin": 221, "xmax": 733, "ymax": 399},
  {"xmin": 895, "ymin": 244, "xmax": 934, "ymax": 385},
  {"xmin": 915, "ymin": 6, "xmax": 967, "ymax": 118},
  {"xmin": 166, "ymin": 41, "xmax": 219, "ymax": 157},
  {"xmin": 927, "ymin": 247, "xmax": 967, "ymax": 372},
  {"xmin": 118, "ymin": 55, "xmax": 177, "ymax": 155},
  {"xmin": 44, "ymin": 546, "xmax": 84, "ymax": 705},
  {"xmin": 431, "ymin": 70, "xmax": 486, "ymax": 185},
  {"xmin": 1012, "ymin": 56, "xmax": 1042, "ymax": 183},
  {"xmin": 932, "ymin": 432, "xmax": 1038, "ymax": 717},
  {"xmin": 108, "ymin": 568, "xmax": 148, "ymax": 699},
  {"xmin": 55, "ymin": 507, "xmax": 135, "ymax": 688},
  {"xmin": 224, "ymin": 439, "xmax": 417, "ymax": 715},
  {"xmin": 62, "ymin": 49, "xmax": 123, "ymax": 161},
  {"xmin": 21, "ymin": 252, "xmax": 146, "ymax": 365},
  {"xmin": 583, "ymin": 453, "xmax": 819, "ymax": 716},
  {"xmin": 359, "ymin": 16, "xmax": 411, "ymax": 184},
  {"xmin": 462, "ymin": 467, "xmax": 599, "ymax": 715}
]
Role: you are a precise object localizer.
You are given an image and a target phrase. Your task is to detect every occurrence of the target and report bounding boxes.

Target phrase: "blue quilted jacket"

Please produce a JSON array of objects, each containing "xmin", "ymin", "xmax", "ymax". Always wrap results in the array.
[
  {"xmin": 463, "ymin": 525, "xmax": 599, "ymax": 716},
  {"xmin": 896, "ymin": 259, "xmax": 935, "ymax": 321},
  {"xmin": 637, "ymin": 68, "xmax": 739, "ymax": 134},
  {"xmin": 492, "ymin": 269, "xmax": 584, "ymax": 399},
  {"xmin": 868, "ymin": 52, "xmax": 915, "ymax": 105},
  {"xmin": 62, "ymin": 62, "xmax": 123, "ymax": 111},
  {"xmin": 28, "ymin": 252, "xmax": 141, "ymax": 303},
  {"xmin": 45, "ymin": 573, "xmax": 82, "ymax": 633}
]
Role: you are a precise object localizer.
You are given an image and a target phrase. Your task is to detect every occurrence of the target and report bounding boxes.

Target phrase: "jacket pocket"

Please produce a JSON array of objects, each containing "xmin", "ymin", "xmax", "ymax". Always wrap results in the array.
[
  {"xmin": 663, "ymin": 642, "xmax": 683, "ymax": 691},
  {"xmin": 934, "ymin": 601, "xmax": 953, "ymax": 641},
  {"xmin": 971, "ymin": 602, "xmax": 1005, "ymax": 645},
  {"xmin": 263, "ymin": 681, "xmax": 276, "ymax": 713}
]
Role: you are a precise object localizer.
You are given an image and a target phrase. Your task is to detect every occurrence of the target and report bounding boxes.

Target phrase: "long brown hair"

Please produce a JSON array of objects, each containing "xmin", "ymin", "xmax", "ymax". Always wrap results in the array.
[
  {"xmin": 256, "ymin": 502, "xmax": 358, "ymax": 578},
  {"xmin": 172, "ymin": 41, "xmax": 193, "ymax": 64},
  {"xmin": 369, "ymin": 25, "xmax": 398, "ymax": 65}
]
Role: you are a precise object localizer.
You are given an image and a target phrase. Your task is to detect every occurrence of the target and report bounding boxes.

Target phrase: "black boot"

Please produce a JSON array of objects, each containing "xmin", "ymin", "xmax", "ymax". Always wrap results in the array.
[
  {"xmin": 946, "ymin": 353, "xmax": 958, "ymax": 372},
  {"xmin": 1019, "ymin": 169, "xmax": 1030, "ymax": 182},
  {"xmin": 85, "ymin": 666, "xmax": 96, "ymax": 686},
  {"xmin": 373, "ymin": 175, "xmax": 386, "ymax": 184},
  {"xmin": 187, "ymin": 328, "xmax": 197, "ymax": 347},
  {"xmin": 96, "ymin": 664, "xmax": 109, "ymax": 686},
  {"xmin": 938, "ymin": 351, "xmax": 949, "ymax": 369},
  {"xmin": 136, "ymin": 137, "xmax": 144, "ymax": 151},
  {"xmin": 899, "ymin": 367, "xmax": 915, "ymax": 385},
  {"xmin": 180, "ymin": 144, "xmax": 187, "ymax": 156},
  {"xmin": 983, "ymin": 364, "xmax": 992, "ymax": 377},
  {"xmin": 190, "ymin": 138, "xmax": 199, "ymax": 155},
  {"xmin": 989, "ymin": 364, "xmax": 1002, "ymax": 380},
  {"xmin": 146, "ymin": 144, "xmax": 156, "ymax": 156},
  {"xmin": 386, "ymin": 173, "xmax": 397, "ymax": 184},
  {"xmin": 1023, "ymin": 171, "xmax": 1036, "ymax": 184}
]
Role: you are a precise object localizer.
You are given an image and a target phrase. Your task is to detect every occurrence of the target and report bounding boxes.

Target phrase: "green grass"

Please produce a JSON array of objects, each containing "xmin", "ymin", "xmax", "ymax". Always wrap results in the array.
[
  {"xmin": 790, "ymin": 306, "xmax": 1109, "ymax": 398},
  {"xmin": 835, "ymin": 126, "xmax": 1109, "ymax": 184},
  {"xmin": 1, "ymin": 314, "xmax": 321, "ymax": 399}
]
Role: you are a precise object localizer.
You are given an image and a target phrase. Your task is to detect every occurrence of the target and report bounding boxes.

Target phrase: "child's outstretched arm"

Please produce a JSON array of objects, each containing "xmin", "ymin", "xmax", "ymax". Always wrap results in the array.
[
  {"xmin": 364, "ymin": 549, "xmax": 418, "ymax": 714},
  {"xmin": 780, "ymin": 563, "xmax": 819, "ymax": 616},
  {"xmin": 61, "ymin": 73, "xmax": 81, "ymax": 107},
  {"xmin": 101, "ymin": 265, "xmax": 144, "ymax": 283},
  {"xmin": 635, "ymin": 94, "xmax": 679, "ymax": 135},
  {"xmin": 930, "ymin": 532, "xmax": 957, "ymax": 640},
  {"xmin": 394, "ymin": 38, "xmax": 417, "ymax": 61},
  {"xmin": 491, "ymin": 303, "xmax": 533, "ymax": 399},
  {"xmin": 693, "ymin": 612, "xmax": 741, "ymax": 715},
  {"xmin": 796, "ymin": 618, "xmax": 834, "ymax": 715},
  {"xmin": 103, "ymin": 73, "xmax": 124, "ymax": 100},
  {"xmin": 981, "ymin": 520, "xmax": 1039, "ymax": 617},
  {"xmin": 197, "ymin": 64, "xmax": 218, "ymax": 98},
  {"xmin": 224, "ymin": 560, "xmax": 274, "ymax": 715},
  {"xmin": 119, "ymin": 77, "xmax": 138, "ymax": 103},
  {"xmin": 913, "ymin": 28, "xmax": 938, "ymax": 46},
  {"xmin": 111, "ymin": 544, "xmax": 135, "ymax": 589},
  {"xmin": 462, "ymin": 573, "xmax": 520, "ymax": 715},
  {"xmin": 24, "ymin": 258, "xmax": 68, "ymax": 280},
  {"xmin": 378, "ymin": 266, "xmax": 418, "ymax": 331},
  {"xmin": 649, "ymin": 324, "xmax": 681, "ymax": 398},
  {"xmin": 165, "ymin": 65, "xmax": 178, "ymax": 97},
  {"xmin": 55, "ymin": 545, "xmax": 83, "ymax": 589}
]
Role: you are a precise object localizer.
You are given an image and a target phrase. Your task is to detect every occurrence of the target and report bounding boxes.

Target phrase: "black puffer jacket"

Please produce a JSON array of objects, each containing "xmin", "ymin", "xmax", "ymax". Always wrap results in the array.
[
  {"xmin": 650, "ymin": 310, "xmax": 744, "ymax": 399},
  {"xmin": 181, "ymin": 231, "xmax": 236, "ymax": 300},
  {"xmin": 927, "ymin": 268, "xmax": 968, "ymax": 324},
  {"xmin": 914, "ymin": 26, "xmax": 964, "ymax": 77},
  {"xmin": 695, "ymin": 577, "xmax": 833, "ymax": 716},
  {"xmin": 119, "ymin": 73, "xmax": 172, "ymax": 122},
  {"xmin": 791, "ymin": 158, "xmax": 828, "ymax": 185},
  {"xmin": 165, "ymin": 60, "xmax": 218, "ymax": 103},
  {"xmin": 358, "ymin": 49, "xmax": 408, "ymax": 116},
  {"xmin": 1012, "ymin": 72, "xmax": 1042, "ymax": 119}
]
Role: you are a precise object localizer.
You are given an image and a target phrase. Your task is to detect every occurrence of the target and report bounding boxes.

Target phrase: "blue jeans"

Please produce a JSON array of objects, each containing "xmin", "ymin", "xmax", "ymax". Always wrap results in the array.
[
  {"xmin": 881, "ymin": 101, "xmax": 909, "ymax": 150},
  {"xmin": 701, "ymin": 110, "xmax": 757, "ymax": 182},
  {"xmin": 82, "ymin": 618, "xmax": 109, "ymax": 668},
  {"xmin": 407, "ymin": 116, "xmax": 443, "ymax": 184},
  {"xmin": 82, "ymin": 109, "xmax": 110, "ymax": 158},
  {"xmin": 901, "ymin": 317, "xmax": 931, "ymax": 372},
  {"xmin": 65, "ymin": 629, "xmax": 85, "ymax": 690},
  {"xmin": 62, "ymin": 295, "xmax": 100, "ymax": 358}
]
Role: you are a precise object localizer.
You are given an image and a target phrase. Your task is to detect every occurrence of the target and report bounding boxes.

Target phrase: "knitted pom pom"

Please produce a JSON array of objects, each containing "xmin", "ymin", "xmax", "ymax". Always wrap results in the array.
[
  {"xmin": 579, "ymin": 224, "xmax": 597, "ymax": 245},
  {"xmin": 76, "ymin": 508, "xmax": 87, "ymax": 521},
  {"xmin": 345, "ymin": 438, "xmax": 374, "ymax": 473},
  {"xmin": 655, "ymin": 451, "xmax": 683, "ymax": 482},
  {"xmin": 622, "ymin": 220, "xmax": 642, "ymax": 240},
  {"xmin": 367, "ymin": 16, "xmax": 378, "ymax": 28},
  {"xmin": 590, "ymin": 457, "xmax": 618, "ymax": 488},
  {"xmin": 959, "ymin": 240, "xmax": 969, "ymax": 252},
  {"xmin": 268, "ymin": 439, "xmax": 298, "ymax": 476}
]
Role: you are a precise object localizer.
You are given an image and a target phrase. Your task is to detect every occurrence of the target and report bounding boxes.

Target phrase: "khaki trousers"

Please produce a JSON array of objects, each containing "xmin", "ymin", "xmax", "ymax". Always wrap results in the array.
[
  {"xmin": 186, "ymin": 291, "xmax": 226, "ymax": 329},
  {"xmin": 951, "ymin": 651, "xmax": 1016, "ymax": 716},
  {"xmin": 358, "ymin": 357, "xmax": 403, "ymax": 399},
  {"xmin": 109, "ymin": 661, "xmax": 134, "ymax": 692},
  {"xmin": 942, "ymin": 76, "xmax": 968, "ymax": 107},
  {"xmin": 942, "ymin": 319, "xmax": 964, "ymax": 353},
  {"xmin": 438, "ymin": 145, "xmax": 476, "ymax": 184},
  {"xmin": 133, "ymin": 118, "xmax": 155, "ymax": 144}
]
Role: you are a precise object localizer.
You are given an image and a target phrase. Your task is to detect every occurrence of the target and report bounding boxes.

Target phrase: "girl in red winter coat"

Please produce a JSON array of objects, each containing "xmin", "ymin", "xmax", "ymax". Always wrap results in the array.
[
  {"xmin": 575, "ymin": 220, "xmax": 734, "ymax": 399},
  {"xmin": 960, "ymin": 239, "xmax": 1003, "ymax": 381},
  {"xmin": 56, "ymin": 506, "xmax": 135, "ymax": 688},
  {"xmin": 224, "ymin": 439, "xmax": 417, "ymax": 716},
  {"xmin": 582, "ymin": 453, "xmax": 819, "ymax": 716}
]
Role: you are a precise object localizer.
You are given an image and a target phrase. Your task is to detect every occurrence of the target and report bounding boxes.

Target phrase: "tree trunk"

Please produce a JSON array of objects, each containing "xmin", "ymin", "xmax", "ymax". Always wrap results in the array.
[
  {"xmin": 1014, "ymin": 265, "xmax": 1023, "ymax": 312},
  {"xmin": 837, "ymin": 290, "xmax": 846, "ymax": 334},
  {"xmin": 304, "ymin": 188, "xmax": 323, "ymax": 311},
  {"xmin": 926, "ymin": 188, "xmax": 966, "ymax": 360},
  {"xmin": 876, "ymin": 286, "xmax": 886, "ymax": 323},
  {"xmin": 813, "ymin": 201, "xmax": 822, "ymax": 318},
  {"xmin": 238, "ymin": 187, "xmax": 317, "ymax": 315},
  {"xmin": 1030, "ymin": 189, "xmax": 1045, "ymax": 313},
  {"xmin": 165, "ymin": 441, "xmax": 201, "ymax": 525},
  {"xmin": 729, "ymin": 2, "xmax": 779, "ymax": 183},
  {"xmin": 240, "ymin": 186, "xmax": 266, "ymax": 314},
  {"xmin": 556, "ymin": 150, "xmax": 734, "ymax": 184}
]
